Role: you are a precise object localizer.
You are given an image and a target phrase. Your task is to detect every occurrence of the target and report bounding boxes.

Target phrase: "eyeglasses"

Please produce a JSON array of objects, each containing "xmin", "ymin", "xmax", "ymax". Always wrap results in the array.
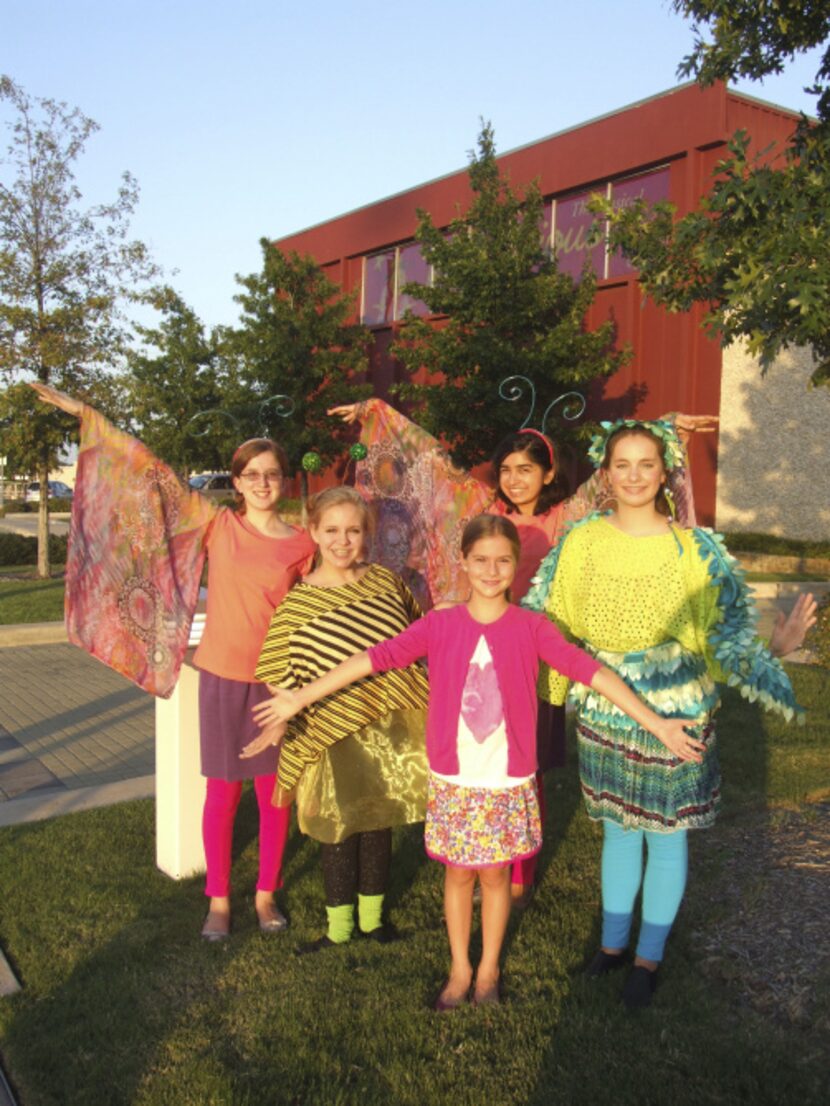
[{"xmin": 239, "ymin": 470, "xmax": 282, "ymax": 485}]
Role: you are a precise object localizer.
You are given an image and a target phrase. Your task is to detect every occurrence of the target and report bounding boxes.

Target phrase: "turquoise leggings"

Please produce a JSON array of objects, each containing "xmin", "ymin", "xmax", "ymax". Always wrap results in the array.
[{"xmin": 601, "ymin": 820, "xmax": 688, "ymax": 963}]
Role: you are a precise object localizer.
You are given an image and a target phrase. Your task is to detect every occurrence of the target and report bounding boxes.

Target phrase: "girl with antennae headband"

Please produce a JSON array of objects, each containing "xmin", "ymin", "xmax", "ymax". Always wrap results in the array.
[{"xmin": 329, "ymin": 397, "xmax": 717, "ymax": 906}]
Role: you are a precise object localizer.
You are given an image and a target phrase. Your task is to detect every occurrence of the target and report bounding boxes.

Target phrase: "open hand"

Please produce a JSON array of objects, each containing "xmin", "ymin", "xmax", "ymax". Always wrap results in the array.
[
  {"xmin": 328, "ymin": 404, "xmax": 360, "ymax": 424},
  {"xmin": 240, "ymin": 721, "xmax": 286, "ymax": 759},
  {"xmin": 674, "ymin": 413, "xmax": 719, "ymax": 445},
  {"xmin": 653, "ymin": 718, "xmax": 707, "ymax": 763},
  {"xmin": 29, "ymin": 381, "xmax": 84, "ymax": 418},
  {"xmin": 251, "ymin": 688, "xmax": 304, "ymax": 729},
  {"xmin": 769, "ymin": 592, "xmax": 818, "ymax": 657}
]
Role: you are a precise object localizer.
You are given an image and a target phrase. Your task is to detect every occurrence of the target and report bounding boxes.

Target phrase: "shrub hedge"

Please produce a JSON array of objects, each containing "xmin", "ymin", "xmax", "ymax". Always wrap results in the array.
[
  {"xmin": 810, "ymin": 594, "xmax": 830, "ymax": 668},
  {"xmin": 722, "ymin": 531, "xmax": 830, "ymax": 560},
  {"xmin": 0, "ymin": 532, "xmax": 68, "ymax": 567},
  {"xmin": 0, "ymin": 498, "xmax": 73, "ymax": 516}
]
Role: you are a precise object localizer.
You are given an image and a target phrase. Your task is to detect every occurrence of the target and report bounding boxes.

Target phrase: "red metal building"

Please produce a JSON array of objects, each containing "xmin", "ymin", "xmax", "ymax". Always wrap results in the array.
[{"xmin": 274, "ymin": 82, "xmax": 801, "ymax": 524}]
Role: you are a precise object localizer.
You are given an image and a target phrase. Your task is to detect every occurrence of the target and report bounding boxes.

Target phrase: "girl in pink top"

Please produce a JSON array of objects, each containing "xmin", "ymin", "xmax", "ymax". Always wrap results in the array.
[
  {"xmin": 30, "ymin": 383, "xmax": 314, "ymax": 942},
  {"xmin": 331, "ymin": 399, "xmax": 714, "ymax": 904},
  {"xmin": 252, "ymin": 514, "xmax": 698, "ymax": 1011}
]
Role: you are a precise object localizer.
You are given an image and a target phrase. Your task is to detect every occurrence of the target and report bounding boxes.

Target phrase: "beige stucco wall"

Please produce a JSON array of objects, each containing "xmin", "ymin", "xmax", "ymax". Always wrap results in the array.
[{"xmin": 715, "ymin": 342, "xmax": 830, "ymax": 541}]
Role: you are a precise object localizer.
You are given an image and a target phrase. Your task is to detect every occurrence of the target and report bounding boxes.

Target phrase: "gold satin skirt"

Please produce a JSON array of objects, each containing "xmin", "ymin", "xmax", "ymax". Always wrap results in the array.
[{"xmin": 296, "ymin": 708, "xmax": 428, "ymax": 844}]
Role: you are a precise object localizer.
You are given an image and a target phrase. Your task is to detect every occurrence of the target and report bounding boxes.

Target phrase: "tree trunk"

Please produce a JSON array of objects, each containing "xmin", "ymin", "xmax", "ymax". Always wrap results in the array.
[{"xmin": 36, "ymin": 457, "xmax": 51, "ymax": 578}]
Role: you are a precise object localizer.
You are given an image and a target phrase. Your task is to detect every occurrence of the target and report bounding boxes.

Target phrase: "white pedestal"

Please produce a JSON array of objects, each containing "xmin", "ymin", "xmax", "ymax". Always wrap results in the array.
[{"xmin": 155, "ymin": 652, "xmax": 206, "ymax": 879}]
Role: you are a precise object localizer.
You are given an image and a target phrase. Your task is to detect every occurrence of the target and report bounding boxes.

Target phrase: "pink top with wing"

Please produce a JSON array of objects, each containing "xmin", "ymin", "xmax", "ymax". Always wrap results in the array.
[{"xmin": 368, "ymin": 603, "xmax": 601, "ymax": 778}]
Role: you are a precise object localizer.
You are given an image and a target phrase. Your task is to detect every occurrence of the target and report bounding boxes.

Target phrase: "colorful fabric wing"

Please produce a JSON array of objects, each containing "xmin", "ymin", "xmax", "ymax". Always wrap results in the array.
[
  {"xmin": 353, "ymin": 398, "xmax": 491, "ymax": 607},
  {"xmin": 66, "ymin": 407, "xmax": 218, "ymax": 698},
  {"xmin": 690, "ymin": 528, "xmax": 802, "ymax": 722}
]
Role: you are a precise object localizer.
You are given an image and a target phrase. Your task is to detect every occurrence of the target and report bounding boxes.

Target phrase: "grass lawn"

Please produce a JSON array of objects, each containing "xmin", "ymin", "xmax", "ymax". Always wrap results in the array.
[
  {"xmin": 0, "ymin": 666, "xmax": 827, "ymax": 1105},
  {"xmin": 0, "ymin": 567, "xmax": 824, "ymax": 630},
  {"xmin": 0, "ymin": 566, "xmax": 65, "ymax": 625}
]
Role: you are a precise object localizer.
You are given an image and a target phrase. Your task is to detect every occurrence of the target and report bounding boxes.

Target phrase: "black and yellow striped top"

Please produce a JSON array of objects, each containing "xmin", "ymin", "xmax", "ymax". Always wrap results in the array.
[{"xmin": 255, "ymin": 564, "xmax": 429, "ymax": 790}]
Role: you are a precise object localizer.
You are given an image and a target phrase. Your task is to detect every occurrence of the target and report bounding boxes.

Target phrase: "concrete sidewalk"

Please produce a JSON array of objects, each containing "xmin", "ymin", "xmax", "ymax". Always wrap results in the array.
[
  {"xmin": 0, "ymin": 577, "xmax": 824, "ymax": 830},
  {"xmin": 0, "ymin": 632, "xmax": 154, "ymax": 827}
]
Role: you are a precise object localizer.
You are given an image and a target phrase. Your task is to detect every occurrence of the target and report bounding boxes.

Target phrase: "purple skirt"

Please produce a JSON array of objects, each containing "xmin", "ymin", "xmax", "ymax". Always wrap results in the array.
[{"xmin": 198, "ymin": 670, "xmax": 279, "ymax": 782}]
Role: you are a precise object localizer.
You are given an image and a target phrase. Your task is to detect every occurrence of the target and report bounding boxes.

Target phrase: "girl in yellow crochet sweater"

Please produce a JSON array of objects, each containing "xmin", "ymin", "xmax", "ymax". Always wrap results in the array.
[{"xmin": 524, "ymin": 419, "xmax": 816, "ymax": 1009}]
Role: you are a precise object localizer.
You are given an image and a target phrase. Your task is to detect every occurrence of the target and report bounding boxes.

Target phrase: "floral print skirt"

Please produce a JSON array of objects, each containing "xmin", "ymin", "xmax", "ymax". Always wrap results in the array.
[{"xmin": 425, "ymin": 773, "xmax": 541, "ymax": 868}]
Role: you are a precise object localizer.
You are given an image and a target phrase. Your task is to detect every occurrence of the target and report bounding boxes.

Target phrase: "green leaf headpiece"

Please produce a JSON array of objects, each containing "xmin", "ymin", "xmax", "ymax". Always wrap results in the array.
[{"xmin": 587, "ymin": 419, "xmax": 685, "ymax": 472}]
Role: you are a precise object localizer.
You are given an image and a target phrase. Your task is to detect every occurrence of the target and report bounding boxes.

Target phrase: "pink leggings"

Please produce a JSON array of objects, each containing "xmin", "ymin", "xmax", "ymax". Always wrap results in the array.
[{"xmin": 202, "ymin": 775, "xmax": 291, "ymax": 898}]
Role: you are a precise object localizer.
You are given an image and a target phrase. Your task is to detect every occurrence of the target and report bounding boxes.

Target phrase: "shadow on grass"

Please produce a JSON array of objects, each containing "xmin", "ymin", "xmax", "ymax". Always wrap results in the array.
[
  {"xmin": 0, "ymin": 790, "xmax": 325, "ymax": 1105},
  {"xmin": 522, "ymin": 683, "xmax": 830, "ymax": 1106}
]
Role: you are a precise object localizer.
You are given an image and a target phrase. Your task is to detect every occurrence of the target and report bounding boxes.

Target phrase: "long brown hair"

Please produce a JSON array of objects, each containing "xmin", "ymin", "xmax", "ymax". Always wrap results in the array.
[{"xmin": 461, "ymin": 514, "xmax": 521, "ymax": 563}]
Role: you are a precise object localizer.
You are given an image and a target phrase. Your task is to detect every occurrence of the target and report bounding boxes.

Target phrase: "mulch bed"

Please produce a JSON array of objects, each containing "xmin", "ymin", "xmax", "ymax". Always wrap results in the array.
[{"xmin": 688, "ymin": 802, "xmax": 830, "ymax": 1038}]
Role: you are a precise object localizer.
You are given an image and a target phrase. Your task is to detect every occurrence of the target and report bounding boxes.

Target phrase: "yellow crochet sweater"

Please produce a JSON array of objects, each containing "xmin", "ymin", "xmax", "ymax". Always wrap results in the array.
[{"xmin": 537, "ymin": 517, "xmax": 725, "ymax": 704}]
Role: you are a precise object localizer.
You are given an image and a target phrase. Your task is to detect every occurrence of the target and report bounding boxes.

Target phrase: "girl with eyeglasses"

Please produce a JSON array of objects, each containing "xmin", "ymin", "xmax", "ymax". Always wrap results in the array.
[{"xmin": 30, "ymin": 382, "xmax": 315, "ymax": 941}]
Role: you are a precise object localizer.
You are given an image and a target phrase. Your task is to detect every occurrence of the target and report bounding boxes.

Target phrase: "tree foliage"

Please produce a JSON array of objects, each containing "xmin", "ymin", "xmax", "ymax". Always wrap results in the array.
[
  {"xmin": 123, "ymin": 287, "xmax": 235, "ymax": 476},
  {"xmin": 591, "ymin": 4, "xmax": 830, "ymax": 388},
  {"xmin": 0, "ymin": 75, "xmax": 157, "ymax": 573},
  {"xmin": 391, "ymin": 124, "xmax": 627, "ymax": 469},
  {"xmin": 230, "ymin": 240, "xmax": 370, "ymax": 493},
  {"xmin": 674, "ymin": 1, "xmax": 830, "ymax": 128}
]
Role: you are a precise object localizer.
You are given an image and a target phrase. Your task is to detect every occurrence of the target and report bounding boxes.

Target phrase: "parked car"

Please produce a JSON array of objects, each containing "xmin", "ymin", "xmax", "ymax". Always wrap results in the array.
[
  {"xmin": 188, "ymin": 472, "xmax": 234, "ymax": 501},
  {"xmin": 25, "ymin": 480, "xmax": 74, "ymax": 502}
]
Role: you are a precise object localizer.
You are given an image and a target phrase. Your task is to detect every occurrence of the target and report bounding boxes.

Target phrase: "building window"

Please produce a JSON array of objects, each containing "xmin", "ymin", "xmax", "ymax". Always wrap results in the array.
[
  {"xmin": 396, "ymin": 242, "xmax": 431, "ymax": 318},
  {"xmin": 362, "ymin": 250, "xmax": 396, "ymax": 325},
  {"xmin": 361, "ymin": 166, "xmax": 671, "ymax": 323},
  {"xmin": 553, "ymin": 190, "xmax": 606, "ymax": 280},
  {"xmin": 361, "ymin": 244, "xmax": 432, "ymax": 325},
  {"xmin": 606, "ymin": 167, "xmax": 670, "ymax": 279},
  {"xmin": 552, "ymin": 165, "xmax": 670, "ymax": 281}
]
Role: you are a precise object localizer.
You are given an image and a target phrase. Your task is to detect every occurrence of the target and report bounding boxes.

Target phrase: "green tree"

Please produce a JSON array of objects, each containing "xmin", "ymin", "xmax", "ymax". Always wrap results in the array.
[
  {"xmin": 124, "ymin": 287, "xmax": 236, "ymax": 476},
  {"xmin": 0, "ymin": 75, "xmax": 157, "ymax": 575},
  {"xmin": 592, "ymin": 3, "xmax": 830, "ymax": 387},
  {"xmin": 390, "ymin": 123, "xmax": 627, "ymax": 469},
  {"xmin": 674, "ymin": 1, "xmax": 830, "ymax": 131},
  {"xmin": 231, "ymin": 240, "xmax": 370, "ymax": 504}
]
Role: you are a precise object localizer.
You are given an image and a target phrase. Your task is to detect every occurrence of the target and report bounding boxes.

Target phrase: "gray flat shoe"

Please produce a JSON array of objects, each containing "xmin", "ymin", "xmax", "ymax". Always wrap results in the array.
[
  {"xmin": 201, "ymin": 911, "xmax": 230, "ymax": 942},
  {"xmin": 258, "ymin": 909, "xmax": 288, "ymax": 934}
]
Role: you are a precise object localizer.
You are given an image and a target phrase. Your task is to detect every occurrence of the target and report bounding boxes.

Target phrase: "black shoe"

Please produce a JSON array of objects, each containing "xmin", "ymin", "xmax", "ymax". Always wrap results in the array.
[
  {"xmin": 295, "ymin": 934, "xmax": 344, "ymax": 956},
  {"xmin": 584, "ymin": 949, "xmax": 628, "ymax": 977},
  {"xmin": 359, "ymin": 922, "xmax": 402, "ymax": 944},
  {"xmin": 621, "ymin": 965, "xmax": 658, "ymax": 1009}
]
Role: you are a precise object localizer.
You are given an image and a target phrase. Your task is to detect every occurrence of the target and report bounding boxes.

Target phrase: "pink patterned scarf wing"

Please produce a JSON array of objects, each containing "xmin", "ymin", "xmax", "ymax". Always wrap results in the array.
[
  {"xmin": 353, "ymin": 399, "xmax": 492, "ymax": 607},
  {"xmin": 66, "ymin": 408, "xmax": 217, "ymax": 697}
]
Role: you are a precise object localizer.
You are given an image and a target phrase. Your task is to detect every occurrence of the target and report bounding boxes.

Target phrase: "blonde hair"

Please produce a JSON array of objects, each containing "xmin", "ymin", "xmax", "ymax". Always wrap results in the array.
[{"xmin": 307, "ymin": 486, "xmax": 374, "ymax": 536}]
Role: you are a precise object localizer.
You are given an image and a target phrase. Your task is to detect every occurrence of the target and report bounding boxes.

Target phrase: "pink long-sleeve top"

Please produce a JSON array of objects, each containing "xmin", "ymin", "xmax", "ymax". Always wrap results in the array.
[{"xmin": 367, "ymin": 603, "xmax": 601, "ymax": 778}]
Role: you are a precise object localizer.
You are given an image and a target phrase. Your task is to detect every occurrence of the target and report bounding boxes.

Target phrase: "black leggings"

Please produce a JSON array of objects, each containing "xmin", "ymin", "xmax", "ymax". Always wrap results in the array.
[{"xmin": 320, "ymin": 829, "xmax": 392, "ymax": 907}]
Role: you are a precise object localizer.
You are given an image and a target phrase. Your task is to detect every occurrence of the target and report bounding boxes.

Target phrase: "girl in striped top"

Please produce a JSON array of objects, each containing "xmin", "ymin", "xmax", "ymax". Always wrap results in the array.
[{"xmin": 245, "ymin": 487, "xmax": 429, "ymax": 951}]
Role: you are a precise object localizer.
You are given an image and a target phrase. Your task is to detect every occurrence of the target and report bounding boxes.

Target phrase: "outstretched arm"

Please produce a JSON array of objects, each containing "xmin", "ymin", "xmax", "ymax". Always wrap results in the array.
[
  {"xmin": 30, "ymin": 381, "xmax": 84, "ymax": 418},
  {"xmin": 591, "ymin": 667, "xmax": 706, "ymax": 763},
  {"xmin": 31, "ymin": 382, "xmax": 217, "ymax": 699},
  {"xmin": 251, "ymin": 651, "xmax": 374, "ymax": 730},
  {"xmin": 769, "ymin": 592, "xmax": 817, "ymax": 657}
]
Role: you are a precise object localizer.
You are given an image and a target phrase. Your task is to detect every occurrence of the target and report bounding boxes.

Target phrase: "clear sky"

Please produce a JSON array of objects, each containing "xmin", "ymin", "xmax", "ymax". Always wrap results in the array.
[{"xmin": 5, "ymin": 0, "xmax": 825, "ymax": 330}]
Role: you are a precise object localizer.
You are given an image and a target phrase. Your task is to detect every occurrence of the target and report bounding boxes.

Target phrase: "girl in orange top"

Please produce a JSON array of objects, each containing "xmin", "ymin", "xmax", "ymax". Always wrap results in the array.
[{"xmin": 30, "ymin": 383, "xmax": 314, "ymax": 941}]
